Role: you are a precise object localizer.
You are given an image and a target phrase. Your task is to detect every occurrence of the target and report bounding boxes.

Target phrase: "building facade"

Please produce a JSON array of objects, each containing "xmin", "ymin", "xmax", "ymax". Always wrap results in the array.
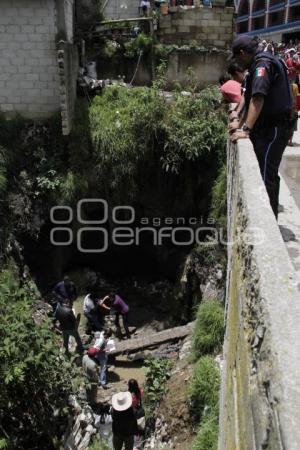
[{"xmin": 235, "ymin": 0, "xmax": 300, "ymax": 40}]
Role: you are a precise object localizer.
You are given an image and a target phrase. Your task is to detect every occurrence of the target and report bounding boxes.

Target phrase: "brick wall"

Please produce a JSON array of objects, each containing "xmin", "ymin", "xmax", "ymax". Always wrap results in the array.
[
  {"xmin": 157, "ymin": 6, "xmax": 234, "ymax": 47},
  {"xmin": 0, "ymin": 0, "xmax": 61, "ymax": 117},
  {"xmin": 103, "ymin": 0, "xmax": 140, "ymax": 20}
]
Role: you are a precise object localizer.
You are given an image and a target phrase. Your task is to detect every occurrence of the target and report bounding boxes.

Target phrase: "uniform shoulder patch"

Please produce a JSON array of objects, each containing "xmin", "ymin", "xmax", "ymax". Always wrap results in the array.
[{"xmin": 255, "ymin": 67, "xmax": 266, "ymax": 77}]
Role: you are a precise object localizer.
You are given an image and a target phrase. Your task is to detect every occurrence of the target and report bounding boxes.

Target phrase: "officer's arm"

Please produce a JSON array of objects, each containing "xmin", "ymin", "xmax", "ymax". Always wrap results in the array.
[{"xmin": 244, "ymin": 94, "xmax": 265, "ymax": 129}]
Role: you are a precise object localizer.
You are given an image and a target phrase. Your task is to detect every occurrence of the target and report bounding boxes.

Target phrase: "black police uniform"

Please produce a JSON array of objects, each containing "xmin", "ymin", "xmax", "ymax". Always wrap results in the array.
[{"xmin": 244, "ymin": 51, "xmax": 293, "ymax": 218}]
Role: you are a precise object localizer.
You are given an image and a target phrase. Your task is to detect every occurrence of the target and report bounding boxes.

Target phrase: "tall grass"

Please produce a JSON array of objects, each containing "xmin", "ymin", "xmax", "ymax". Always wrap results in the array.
[{"xmin": 192, "ymin": 300, "xmax": 224, "ymax": 360}]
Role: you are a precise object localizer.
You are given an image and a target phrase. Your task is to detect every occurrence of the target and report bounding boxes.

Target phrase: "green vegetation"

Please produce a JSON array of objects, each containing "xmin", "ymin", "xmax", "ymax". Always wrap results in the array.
[
  {"xmin": 89, "ymin": 84, "xmax": 226, "ymax": 202},
  {"xmin": 124, "ymin": 33, "xmax": 153, "ymax": 58},
  {"xmin": 188, "ymin": 296, "xmax": 224, "ymax": 448},
  {"xmin": 188, "ymin": 356, "xmax": 220, "ymax": 420},
  {"xmin": 97, "ymin": 36, "xmax": 228, "ymax": 60},
  {"xmin": 191, "ymin": 414, "xmax": 219, "ymax": 450},
  {"xmin": 143, "ymin": 357, "xmax": 173, "ymax": 416},
  {"xmin": 192, "ymin": 300, "xmax": 224, "ymax": 359},
  {"xmin": 0, "ymin": 262, "xmax": 80, "ymax": 449},
  {"xmin": 88, "ymin": 438, "xmax": 111, "ymax": 450}
]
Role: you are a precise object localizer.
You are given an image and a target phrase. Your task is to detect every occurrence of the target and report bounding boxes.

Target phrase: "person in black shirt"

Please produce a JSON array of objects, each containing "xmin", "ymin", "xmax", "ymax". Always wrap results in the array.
[
  {"xmin": 52, "ymin": 276, "xmax": 77, "ymax": 307},
  {"xmin": 111, "ymin": 391, "xmax": 137, "ymax": 450},
  {"xmin": 229, "ymin": 35, "xmax": 293, "ymax": 218},
  {"xmin": 54, "ymin": 299, "xmax": 83, "ymax": 355}
]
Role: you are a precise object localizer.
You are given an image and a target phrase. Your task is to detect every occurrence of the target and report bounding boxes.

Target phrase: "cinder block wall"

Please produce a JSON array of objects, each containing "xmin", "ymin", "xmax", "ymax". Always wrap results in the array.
[
  {"xmin": 219, "ymin": 139, "xmax": 300, "ymax": 449},
  {"xmin": 158, "ymin": 6, "xmax": 234, "ymax": 47},
  {"xmin": 0, "ymin": 0, "xmax": 61, "ymax": 117},
  {"xmin": 104, "ymin": 0, "xmax": 139, "ymax": 20}
]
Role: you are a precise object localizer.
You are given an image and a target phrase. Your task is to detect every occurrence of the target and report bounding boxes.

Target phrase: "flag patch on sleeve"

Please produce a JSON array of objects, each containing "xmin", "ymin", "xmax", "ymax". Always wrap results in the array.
[{"xmin": 255, "ymin": 67, "xmax": 266, "ymax": 77}]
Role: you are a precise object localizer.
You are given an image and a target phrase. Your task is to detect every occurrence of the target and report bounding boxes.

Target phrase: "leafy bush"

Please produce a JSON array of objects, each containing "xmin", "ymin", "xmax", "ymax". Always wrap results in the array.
[
  {"xmin": 187, "ymin": 356, "xmax": 220, "ymax": 420},
  {"xmin": 191, "ymin": 414, "xmax": 219, "ymax": 450},
  {"xmin": 192, "ymin": 301, "xmax": 224, "ymax": 359},
  {"xmin": 124, "ymin": 33, "xmax": 153, "ymax": 58},
  {"xmin": 89, "ymin": 85, "xmax": 226, "ymax": 202},
  {"xmin": 88, "ymin": 438, "xmax": 111, "ymax": 450},
  {"xmin": 144, "ymin": 357, "xmax": 173, "ymax": 416},
  {"xmin": 0, "ymin": 262, "xmax": 80, "ymax": 449}
]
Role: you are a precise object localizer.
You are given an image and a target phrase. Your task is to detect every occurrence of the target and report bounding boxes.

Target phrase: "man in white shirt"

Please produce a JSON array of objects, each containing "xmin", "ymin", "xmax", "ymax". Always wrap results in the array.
[
  {"xmin": 83, "ymin": 293, "xmax": 103, "ymax": 331},
  {"xmin": 94, "ymin": 329, "xmax": 113, "ymax": 389}
]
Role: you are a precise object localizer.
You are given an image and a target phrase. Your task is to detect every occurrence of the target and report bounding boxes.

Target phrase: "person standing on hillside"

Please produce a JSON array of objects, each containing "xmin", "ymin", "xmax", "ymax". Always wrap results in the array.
[
  {"xmin": 93, "ymin": 329, "xmax": 113, "ymax": 389},
  {"xmin": 100, "ymin": 292, "xmax": 130, "ymax": 339},
  {"xmin": 54, "ymin": 299, "xmax": 83, "ymax": 355},
  {"xmin": 229, "ymin": 35, "xmax": 293, "ymax": 219},
  {"xmin": 82, "ymin": 347, "xmax": 99, "ymax": 403},
  {"xmin": 83, "ymin": 292, "xmax": 104, "ymax": 331},
  {"xmin": 53, "ymin": 275, "xmax": 77, "ymax": 307},
  {"xmin": 111, "ymin": 391, "xmax": 137, "ymax": 450}
]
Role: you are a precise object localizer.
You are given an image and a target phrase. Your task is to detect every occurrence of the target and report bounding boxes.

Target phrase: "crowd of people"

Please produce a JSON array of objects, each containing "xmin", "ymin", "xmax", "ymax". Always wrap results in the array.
[
  {"xmin": 221, "ymin": 35, "xmax": 298, "ymax": 220},
  {"xmin": 52, "ymin": 276, "xmax": 144, "ymax": 449},
  {"xmin": 52, "ymin": 276, "xmax": 131, "ymax": 355}
]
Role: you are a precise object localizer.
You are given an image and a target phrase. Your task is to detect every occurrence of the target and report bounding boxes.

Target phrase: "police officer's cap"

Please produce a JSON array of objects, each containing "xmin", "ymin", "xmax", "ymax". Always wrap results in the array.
[{"xmin": 232, "ymin": 35, "xmax": 258, "ymax": 56}]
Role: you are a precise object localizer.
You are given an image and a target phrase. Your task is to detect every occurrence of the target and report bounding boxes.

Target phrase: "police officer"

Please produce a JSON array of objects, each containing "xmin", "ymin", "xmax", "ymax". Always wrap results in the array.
[{"xmin": 230, "ymin": 35, "xmax": 293, "ymax": 219}]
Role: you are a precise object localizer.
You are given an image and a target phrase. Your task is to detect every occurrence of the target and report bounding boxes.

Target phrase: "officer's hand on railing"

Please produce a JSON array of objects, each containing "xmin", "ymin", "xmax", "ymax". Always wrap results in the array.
[
  {"xmin": 228, "ymin": 120, "xmax": 239, "ymax": 133},
  {"xmin": 230, "ymin": 130, "xmax": 249, "ymax": 143}
]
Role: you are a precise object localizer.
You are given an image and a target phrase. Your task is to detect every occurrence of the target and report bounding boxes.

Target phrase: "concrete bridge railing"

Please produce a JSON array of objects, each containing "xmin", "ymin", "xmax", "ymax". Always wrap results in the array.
[{"xmin": 219, "ymin": 138, "xmax": 300, "ymax": 450}]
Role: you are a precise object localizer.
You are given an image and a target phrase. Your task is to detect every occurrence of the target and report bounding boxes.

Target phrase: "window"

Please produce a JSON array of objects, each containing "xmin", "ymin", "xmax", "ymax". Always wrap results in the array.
[
  {"xmin": 252, "ymin": 0, "xmax": 265, "ymax": 12},
  {"xmin": 236, "ymin": 20, "xmax": 249, "ymax": 33},
  {"xmin": 252, "ymin": 15, "xmax": 266, "ymax": 29},
  {"xmin": 289, "ymin": 5, "xmax": 300, "ymax": 22},
  {"xmin": 269, "ymin": 0, "xmax": 285, "ymax": 7},
  {"xmin": 238, "ymin": 0, "xmax": 249, "ymax": 16},
  {"xmin": 269, "ymin": 10, "xmax": 285, "ymax": 26}
]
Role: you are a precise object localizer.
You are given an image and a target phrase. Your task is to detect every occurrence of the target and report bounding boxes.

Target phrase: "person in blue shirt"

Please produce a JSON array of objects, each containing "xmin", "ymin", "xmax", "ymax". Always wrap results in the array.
[{"xmin": 230, "ymin": 35, "xmax": 294, "ymax": 218}]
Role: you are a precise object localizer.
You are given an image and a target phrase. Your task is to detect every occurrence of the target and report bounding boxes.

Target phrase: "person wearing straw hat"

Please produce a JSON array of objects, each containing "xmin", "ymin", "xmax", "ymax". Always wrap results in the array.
[{"xmin": 111, "ymin": 391, "xmax": 138, "ymax": 450}]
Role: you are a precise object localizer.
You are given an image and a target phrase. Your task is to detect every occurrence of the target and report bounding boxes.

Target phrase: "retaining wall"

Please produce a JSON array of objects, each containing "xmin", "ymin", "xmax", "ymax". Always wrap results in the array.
[
  {"xmin": 0, "ymin": 0, "xmax": 60, "ymax": 117},
  {"xmin": 219, "ymin": 138, "xmax": 300, "ymax": 449},
  {"xmin": 157, "ymin": 6, "xmax": 234, "ymax": 46},
  {"xmin": 0, "ymin": 0, "xmax": 77, "ymax": 134}
]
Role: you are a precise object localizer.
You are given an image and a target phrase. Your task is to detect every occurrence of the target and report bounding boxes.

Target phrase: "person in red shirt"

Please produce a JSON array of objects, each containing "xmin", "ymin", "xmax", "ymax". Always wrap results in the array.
[
  {"xmin": 128, "ymin": 379, "xmax": 143, "ymax": 411},
  {"xmin": 285, "ymin": 49, "xmax": 297, "ymax": 82}
]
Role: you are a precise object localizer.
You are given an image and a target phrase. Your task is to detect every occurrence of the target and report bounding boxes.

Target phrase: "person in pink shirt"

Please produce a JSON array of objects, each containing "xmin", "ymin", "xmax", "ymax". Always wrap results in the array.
[
  {"xmin": 100, "ymin": 292, "xmax": 130, "ymax": 339},
  {"xmin": 219, "ymin": 62, "xmax": 245, "ymax": 104}
]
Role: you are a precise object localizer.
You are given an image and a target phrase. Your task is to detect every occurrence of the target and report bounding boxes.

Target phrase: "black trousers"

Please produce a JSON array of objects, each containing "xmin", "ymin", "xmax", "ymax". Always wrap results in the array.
[
  {"xmin": 115, "ymin": 313, "xmax": 130, "ymax": 338},
  {"xmin": 250, "ymin": 125, "xmax": 289, "ymax": 219}
]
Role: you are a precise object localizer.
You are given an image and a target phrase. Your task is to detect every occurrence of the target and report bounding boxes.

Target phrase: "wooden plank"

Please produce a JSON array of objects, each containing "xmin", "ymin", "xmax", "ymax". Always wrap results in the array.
[{"xmin": 111, "ymin": 321, "xmax": 195, "ymax": 355}]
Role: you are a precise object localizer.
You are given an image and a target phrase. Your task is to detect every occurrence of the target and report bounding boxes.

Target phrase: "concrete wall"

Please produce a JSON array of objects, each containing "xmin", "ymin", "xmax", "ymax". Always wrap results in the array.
[
  {"xmin": 219, "ymin": 138, "xmax": 300, "ymax": 449},
  {"xmin": 57, "ymin": 42, "xmax": 79, "ymax": 135},
  {"xmin": 0, "ymin": 0, "xmax": 77, "ymax": 132},
  {"xmin": 166, "ymin": 51, "xmax": 228, "ymax": 88},
  {"xmin": 157, "ymin": 6, "xmax": 234, "ymax": 47},
  {"xmin": 95, "ymin": 50, "xmax": 227, "ymax": 87},
  {"xmin": 0, "ymin": 0, "xmax": 60, "ymax": 117},
  {"xmin": 103, "ymin": 0, "xmax": 139, "ymax": 20}
]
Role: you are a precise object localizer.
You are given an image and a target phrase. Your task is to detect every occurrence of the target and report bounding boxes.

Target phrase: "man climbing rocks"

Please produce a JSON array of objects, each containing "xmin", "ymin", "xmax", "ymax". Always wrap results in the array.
[
  {"xmin": 54, "ymin": 299, "xmax": 83, "ymax": 355},
  {"xmin": 100, "ymin": 292, "xmax": 130, "ymax": 339}
]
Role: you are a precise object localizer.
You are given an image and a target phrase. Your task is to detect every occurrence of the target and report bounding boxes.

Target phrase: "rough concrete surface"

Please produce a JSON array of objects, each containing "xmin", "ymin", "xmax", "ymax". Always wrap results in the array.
[{"xmin": 219, "ymin": 138, "xmax": 300, "ymax": 450}]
